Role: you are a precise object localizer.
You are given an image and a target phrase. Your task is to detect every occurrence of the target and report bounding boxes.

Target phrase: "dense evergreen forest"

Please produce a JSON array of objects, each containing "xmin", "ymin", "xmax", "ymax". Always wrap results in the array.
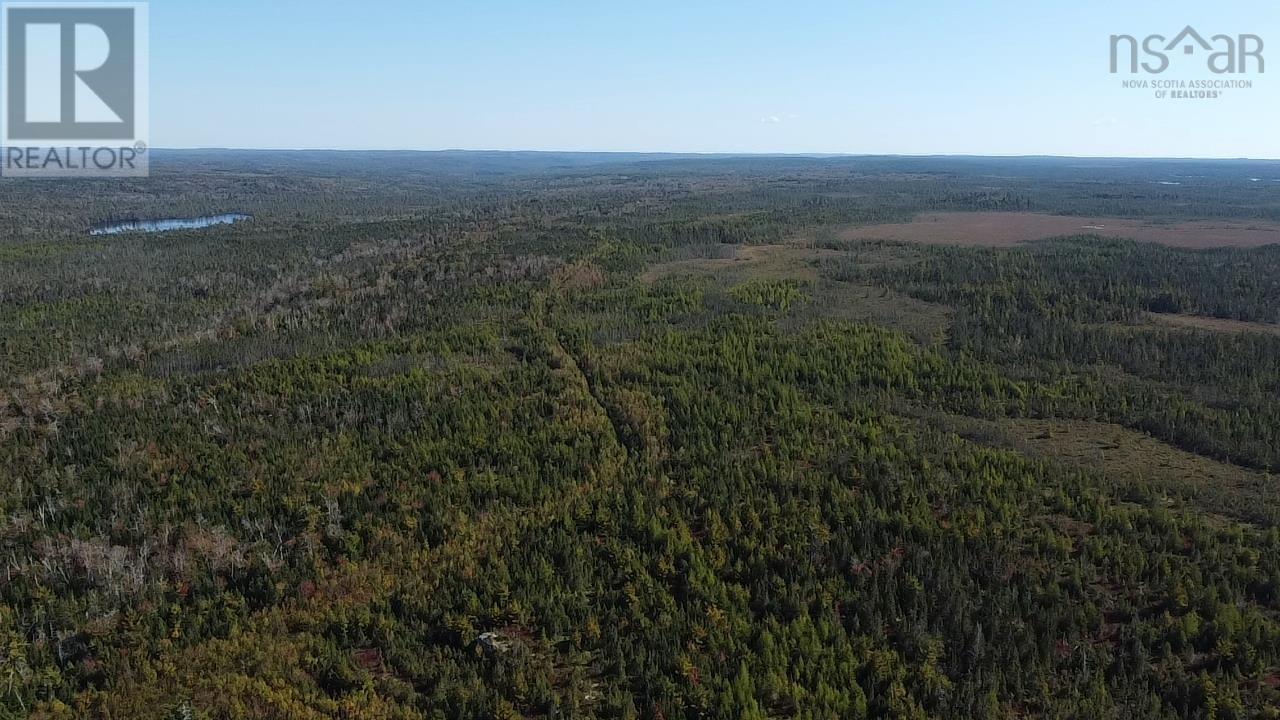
[{"xmin": 2, "ymin": 153, "xmax": 1280, "ymax": 719}]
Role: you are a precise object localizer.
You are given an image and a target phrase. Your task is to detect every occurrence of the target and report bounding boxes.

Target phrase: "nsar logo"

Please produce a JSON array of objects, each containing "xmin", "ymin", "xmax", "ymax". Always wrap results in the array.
[{"xmin": 1111, "ymin": 26, "xmax": 1264, "ymax": 75}]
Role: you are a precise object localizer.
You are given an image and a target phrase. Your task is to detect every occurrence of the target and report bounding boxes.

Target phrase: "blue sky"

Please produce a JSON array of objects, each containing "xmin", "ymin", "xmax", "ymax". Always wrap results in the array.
[{"xmin": 151, "ymin": 0, "xmax": 1280, "ymax": 157}]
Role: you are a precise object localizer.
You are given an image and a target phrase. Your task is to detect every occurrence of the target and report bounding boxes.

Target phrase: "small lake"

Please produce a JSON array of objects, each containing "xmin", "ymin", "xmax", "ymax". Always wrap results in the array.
[{"xmin": 89, "ymin": 213, "xmax": 252, "ymax": 236}]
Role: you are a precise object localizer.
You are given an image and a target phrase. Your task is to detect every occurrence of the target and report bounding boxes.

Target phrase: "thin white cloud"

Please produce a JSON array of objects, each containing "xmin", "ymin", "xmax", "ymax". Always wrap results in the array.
[{"xmin": 760, "ymin": 115, "xmax": 782, "ymax": 124}]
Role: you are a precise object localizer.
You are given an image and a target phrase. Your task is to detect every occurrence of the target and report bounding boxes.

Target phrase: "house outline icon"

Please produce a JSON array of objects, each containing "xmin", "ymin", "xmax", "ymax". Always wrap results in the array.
[{"xmin": 1165, "ymin": 26, "xmax": 1213, "ymax": 55}]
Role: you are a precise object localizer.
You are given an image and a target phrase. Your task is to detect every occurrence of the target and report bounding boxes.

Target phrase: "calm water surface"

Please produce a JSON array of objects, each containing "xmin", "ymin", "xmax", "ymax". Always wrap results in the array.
[{"xmin": 89, "ymin": 213, "xmax": 251, "ymax": 236}]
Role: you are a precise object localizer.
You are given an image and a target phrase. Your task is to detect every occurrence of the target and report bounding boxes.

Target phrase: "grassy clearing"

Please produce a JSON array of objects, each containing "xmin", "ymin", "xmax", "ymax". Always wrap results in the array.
[
  {"xmin": 640, "ymin": 242, "xmax": 952, "ymax": 345},
  {"xmin": 639, "ymin": 243, "xmax": 840, "ymax": 284},
  {"xmin": 792, "ymin": 281, "xmax": 951, "ymax": 346},
  {"xmin": 928, "ymin": 414, "xmax": 1280, "ymax": 526}
]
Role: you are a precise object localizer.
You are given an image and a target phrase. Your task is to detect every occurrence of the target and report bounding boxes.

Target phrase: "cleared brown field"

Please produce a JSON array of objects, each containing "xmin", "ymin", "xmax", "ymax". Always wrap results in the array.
[
  {"xmin": 1147, "ymin": 312, "xmax": 1280, "ymax": 336},
  {"xmin": 837, "ymin": 212, "xmax": 1280, "ymax": 248}
]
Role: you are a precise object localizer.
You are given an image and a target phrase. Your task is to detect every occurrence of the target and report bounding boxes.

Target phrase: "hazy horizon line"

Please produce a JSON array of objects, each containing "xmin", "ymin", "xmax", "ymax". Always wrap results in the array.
[{"xmin": 149, "ymin": 147, "xmax": 1280, "ymax": 162}]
